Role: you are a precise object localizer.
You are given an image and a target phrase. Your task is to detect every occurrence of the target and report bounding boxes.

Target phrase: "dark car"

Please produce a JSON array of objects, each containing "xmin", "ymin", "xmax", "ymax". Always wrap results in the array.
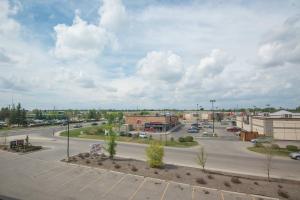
[
  {"xmin": 91, "ymin": 122, "xmax": 98, "ymax": 126},
  {"xmin": 187, "ymin": 128, "xmax": 199, "ymax": 133}
]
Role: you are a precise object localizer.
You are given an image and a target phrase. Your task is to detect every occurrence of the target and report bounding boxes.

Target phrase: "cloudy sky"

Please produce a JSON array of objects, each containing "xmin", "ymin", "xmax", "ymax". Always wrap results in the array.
[{"xmin": 0, "ymin": 0, "xmax": 300, "ymax": 110}]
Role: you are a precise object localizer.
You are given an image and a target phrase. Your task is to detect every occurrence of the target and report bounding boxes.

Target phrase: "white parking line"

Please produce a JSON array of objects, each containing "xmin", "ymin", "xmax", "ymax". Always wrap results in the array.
[
  {"xmin": 160, "ymin": 182, "xmax": 170, "ymax": 200},
  {"xmin": 101, "ymin": 173, "xmax": 128, "ymax": 198},
  {"xmin": 128, "ymin": 177, "xmax": 147, "ymax": 200}
]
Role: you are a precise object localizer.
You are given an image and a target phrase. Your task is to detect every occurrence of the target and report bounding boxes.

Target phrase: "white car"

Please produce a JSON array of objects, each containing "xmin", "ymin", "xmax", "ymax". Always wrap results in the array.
[
  {"xmin": 289, "ymin": 152, "xmax": 300, "ymax": 160},
  {"xmin": 139, "ymin": 132, "xmax": 148, "ymax": 138}
]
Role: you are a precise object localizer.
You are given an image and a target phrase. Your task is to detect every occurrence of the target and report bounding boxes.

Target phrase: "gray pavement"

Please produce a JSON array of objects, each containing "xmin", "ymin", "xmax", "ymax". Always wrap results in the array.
[
  {"xmin": 1, "ymin": 124, "xmax": 300, "ymax": 181},
  {"xmin": 0, "ymin": 151, "xmax": 278, "ymax": 200}
]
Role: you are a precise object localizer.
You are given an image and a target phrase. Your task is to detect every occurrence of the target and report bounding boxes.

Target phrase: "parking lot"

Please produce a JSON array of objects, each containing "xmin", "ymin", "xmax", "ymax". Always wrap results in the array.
[
  {"xmin": 0, "ymin": 151, "xmax": 278, "ymax": 200},
  {"xmin": 169, "ymin": 122, "xmax": 239, "ymax": 141}
]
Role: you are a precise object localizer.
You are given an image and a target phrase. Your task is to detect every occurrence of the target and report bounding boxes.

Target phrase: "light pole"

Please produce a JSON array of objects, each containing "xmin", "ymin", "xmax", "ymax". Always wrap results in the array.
[
  {"xmin": 196, "ymin": 104, "xmax": 199, "ymax": 125},
  {"xmin": 210, "ymin": 99, "xmax": 216, "ymax": 134},
  {"xmin": 67, "ymin": 118, "xmax": 70, "ymax": 161}
]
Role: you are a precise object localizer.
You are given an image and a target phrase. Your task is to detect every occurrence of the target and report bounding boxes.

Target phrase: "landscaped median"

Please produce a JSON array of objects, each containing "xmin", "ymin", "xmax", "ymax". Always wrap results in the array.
[
  {"xmin": 59, "ymin": 125, "xmax": 198, "ymax": 148},
  {"xmin": 247, "ymin": 143, "xmax": 299, "ymax": 157}
]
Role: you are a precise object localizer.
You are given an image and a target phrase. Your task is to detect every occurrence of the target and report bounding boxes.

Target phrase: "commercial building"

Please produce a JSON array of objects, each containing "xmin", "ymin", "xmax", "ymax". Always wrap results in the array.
[
  {"xmin": 125, "ymin": 114, "xmax": 179, "ymax": 132},
  {"xmin": 236, "ymin": 110, "xmax": 300, "ymax": 141}
]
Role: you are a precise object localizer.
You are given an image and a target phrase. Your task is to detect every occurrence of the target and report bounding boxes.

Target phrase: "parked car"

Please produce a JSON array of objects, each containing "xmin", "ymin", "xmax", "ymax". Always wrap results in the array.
[
  {"xmin": 289, "ymin": 152, "xmax": 300, "ymax": 160},
  {"xmin": 226, "ymin": 126, "xmax": 241, "ymax": 132},
  {"xmin": 91, "ymin": 122, "xmax": 98, "ymax": 126},
  {"xmin": 203, "ymin": 124, "xmax": 212, "ymax": 128},
  {"xmin": 190, "ymin": 125, "xmax": 200, "ymax": 130},
  {"xmin": 250, "ymin": 137, "xmax": 273, "ymax": 144},
  {"xmin": 73, "ymin": 124, "xmax": 83, "ymax": 128},
  {"xmin": 139, "ymin": 132, "xmax": 148, "ymax": 138},
  {"xmin": 187, "ymin": 128, "xmax": 199, "ymax": 133}
]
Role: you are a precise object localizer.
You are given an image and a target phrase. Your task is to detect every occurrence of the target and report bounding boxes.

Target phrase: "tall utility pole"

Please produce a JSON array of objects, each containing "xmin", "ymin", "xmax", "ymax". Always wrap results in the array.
[
  {"xmin": 210, "ymin": 99, "xmax": 216, "ymax": 134},
  {"xmin": 67, "ymin": 118, "xmax": 70, "ymax": 161},
  {"xmin": 196, "ymin": 104, "xmax": 199, "ymax": 125}
]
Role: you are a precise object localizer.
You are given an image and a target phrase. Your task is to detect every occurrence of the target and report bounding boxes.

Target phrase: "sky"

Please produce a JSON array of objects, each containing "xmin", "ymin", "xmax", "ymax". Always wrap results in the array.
[{"xmin": 0, "ymin": 0, "xmax": 300, "ymax": 110}]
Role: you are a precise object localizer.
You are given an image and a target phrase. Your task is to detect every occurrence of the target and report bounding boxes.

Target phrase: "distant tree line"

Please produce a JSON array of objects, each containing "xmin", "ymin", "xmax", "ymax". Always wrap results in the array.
[{"xmin": 0, "ymin": 103, "xmax": 27, "ymax": 126}]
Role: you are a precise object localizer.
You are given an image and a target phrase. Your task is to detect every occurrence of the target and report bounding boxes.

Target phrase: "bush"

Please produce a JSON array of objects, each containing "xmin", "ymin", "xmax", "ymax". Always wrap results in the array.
[
  {"xmin": 271, "ymin": 144, "xmax": 280, "ymax": 149},
  {"xmin": 85, "ymin": 160, "xmax": 90, "ymax": 164},
  {"xmin": 254, "ymin": 143, "xmax": 264, "ymax": 148},
  {"xmin": 286, "ymin": 145, "xmax": 298, "ymax": 152},
  {"xmin": 231, "ymin": 177, "xmax": 242, "ymax": 184},
  {"xmin": 131, "ymin": 165, "xmax": 138, "ymax": 172},
  {"xmin": 278, "ymin": 190, "xmax": 289, "ymax": 199},
  {"xmin": 146, "ymin": 141, "xmax": 164, "ymax": 168},
  {"xmin": 207, "ymin": 174, "xmax": 214, "ymax": 179},
  {"xmin": 114, "ymin": 164, "xmax": 121, "ymax": 169},
  {"xmin": 196, "ymin": 178, "xmax": 207, "ymax": 185},
  {"xmin": 185, "ymin": 136, "xmax": 194, "ymax": 142},
  {"xmin": 224, "ymin": 181, "xmax": 231, "ymax": 187},
  {"xmin": 170, "ymin": 137, "xmax": 174, "ymax": 142},
  {"xmin": 186, "ymin": 172, "xmax": 191, "ymax": 176},
  {"xmin": 105, "ymin": 129, "xmax": 117, "ymax": 159},
  {"xmin": 178, "ymin": 137, "xmax": 185, "ymax": 143}
]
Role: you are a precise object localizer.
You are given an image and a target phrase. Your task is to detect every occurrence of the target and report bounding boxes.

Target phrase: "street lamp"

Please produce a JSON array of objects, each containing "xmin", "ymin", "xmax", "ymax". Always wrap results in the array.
[
  {"xmin": 210, "ymin": 99, "xmax": 216, "ymax": 133},
  {"xmin": 67, "ymin": 117, "xmax": 70, "ymax": 161}
]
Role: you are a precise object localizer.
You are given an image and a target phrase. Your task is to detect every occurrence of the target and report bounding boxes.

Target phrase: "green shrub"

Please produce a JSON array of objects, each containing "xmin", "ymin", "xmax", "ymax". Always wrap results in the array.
[
  {"xmin": 271, "ymin": 144, "xmax": 280, "ymax": 149},
  {"xmin": 178, "ymin": 137, "xmax": 185, "ymax": 143},
  {"xmin": 254, "ymin": 143, "xmax": 264, "ymax": 148},
  {"xmin": 96, "ymin": 127, "xmax": 105, "ymax": 135},
  {"xmin": 170, "ymin": 137, "xmax": 174, "ymax": 142},
  {"xmin": 185, "ymin": 136, "xmax": 194, "ymax": 142},
  {"xmin": 105, "ymin": 129, "xmax": 117, "ymax": 159},
  {"xmin": 286, "ymin": 145, "xmax": 298, "ymax": 152},
  {"xmin": 146, "ymin": 141, "xmax": 164, "ymax": 168}
]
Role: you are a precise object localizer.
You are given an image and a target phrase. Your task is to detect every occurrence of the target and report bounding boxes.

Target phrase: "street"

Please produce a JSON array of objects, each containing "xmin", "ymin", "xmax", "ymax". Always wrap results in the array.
[{"xmin": 1, "ymin": 124, "xmax": 300, "ymax": 180}]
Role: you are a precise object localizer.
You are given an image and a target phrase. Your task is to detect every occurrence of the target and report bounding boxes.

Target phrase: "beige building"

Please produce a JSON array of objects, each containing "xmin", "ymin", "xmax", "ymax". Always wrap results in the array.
[{"xmin": 236, "ymin": 110, "xmax": 300, "ymax": 141}]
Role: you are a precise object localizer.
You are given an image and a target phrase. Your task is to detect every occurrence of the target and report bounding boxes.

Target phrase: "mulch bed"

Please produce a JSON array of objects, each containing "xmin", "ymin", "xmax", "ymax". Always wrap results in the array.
[
  {"xmin": 0, "ymin": 144, "xmax": 43, "ymax": 153},
  {"xmin": 64, "ymin": 153, "xmax": 300, "ymax": 200}
]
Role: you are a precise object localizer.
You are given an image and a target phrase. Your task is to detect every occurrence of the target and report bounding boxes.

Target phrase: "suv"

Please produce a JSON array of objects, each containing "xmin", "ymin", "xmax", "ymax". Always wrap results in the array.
[{"xmin": 289, "ymin": 152, "xmax": 300, "ymax": 160}]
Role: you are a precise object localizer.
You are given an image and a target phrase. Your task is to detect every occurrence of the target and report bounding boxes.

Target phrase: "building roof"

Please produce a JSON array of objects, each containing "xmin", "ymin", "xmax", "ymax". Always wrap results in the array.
[{"xmin": 270, "ymin": 110, "xmax": 292, "ymax": 116}]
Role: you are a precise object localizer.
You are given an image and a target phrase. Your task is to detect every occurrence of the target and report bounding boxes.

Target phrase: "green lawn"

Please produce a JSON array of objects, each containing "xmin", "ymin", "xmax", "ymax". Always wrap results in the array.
[
  {"xmin": 247, "ymin": 146, "xmax": 295, "ymax": 157},
  {"xmin": 60, "ymin": 126, "xmax": 198, "ymax": 148}
]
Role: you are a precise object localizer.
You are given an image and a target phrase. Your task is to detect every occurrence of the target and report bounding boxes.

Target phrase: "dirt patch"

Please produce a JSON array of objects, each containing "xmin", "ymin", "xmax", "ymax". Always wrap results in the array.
[{"xmin": 64, "ymin": 153, "xmax": 300, "ymax": 200}]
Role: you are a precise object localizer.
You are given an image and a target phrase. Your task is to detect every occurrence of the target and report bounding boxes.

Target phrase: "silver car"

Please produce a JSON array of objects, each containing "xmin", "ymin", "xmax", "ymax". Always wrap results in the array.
[{"xmin": 289, "ymin": 152, "xmax": 300, "ymax": 160}]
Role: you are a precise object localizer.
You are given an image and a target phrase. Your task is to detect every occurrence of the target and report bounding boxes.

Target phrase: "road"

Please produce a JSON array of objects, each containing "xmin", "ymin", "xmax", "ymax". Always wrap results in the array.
[{"xmin": 1, "ymin": 124, "xmax": 300, "ymax": 181}]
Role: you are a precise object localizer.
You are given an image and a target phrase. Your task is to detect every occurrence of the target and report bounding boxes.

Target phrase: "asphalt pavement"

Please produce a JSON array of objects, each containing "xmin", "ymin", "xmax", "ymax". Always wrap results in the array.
[
  {"xmin": 0, "ymin": 151, "xmax": 278, "ymax": 200},
  {"xmin": 1, "ymin": 124, "xmax": 300, "ymax": 181}
]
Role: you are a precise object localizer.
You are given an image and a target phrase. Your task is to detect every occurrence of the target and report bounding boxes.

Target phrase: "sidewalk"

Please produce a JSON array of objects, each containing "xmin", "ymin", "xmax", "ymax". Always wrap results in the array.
[{"xmin": 0, "ymin": 150, "xmax": 278, "ymax": 200}]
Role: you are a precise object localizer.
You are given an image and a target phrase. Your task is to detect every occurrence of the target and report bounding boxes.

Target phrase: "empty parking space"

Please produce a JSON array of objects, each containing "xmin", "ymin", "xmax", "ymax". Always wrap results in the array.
[
  {"xmin": 193, "ymin": 186, "xmax": 220, "ymax": 200},
  {"xmin": 78, "ymin": 170, "xmax": 126, "ymax": 200},
  {"xmin": 103, "ymin": 174, "xmax": 144, "ymax": 200},
  {"xmin": 131, "ymin": 177, "xmax": 168, "ymax": 200},
  {"xmin": 221, "ymin": 190, "xmax": 252, "ymax": 200},
  {"xmin": 162, "ymin": 182, "xmax": 192, "ymax": 200}
]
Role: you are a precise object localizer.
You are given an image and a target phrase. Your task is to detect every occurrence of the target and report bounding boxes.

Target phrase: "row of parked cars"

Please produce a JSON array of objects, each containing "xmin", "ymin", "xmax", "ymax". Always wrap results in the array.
[{"xmin": 187, "ymin": 122, "xmax": 213, "ymax": 133}]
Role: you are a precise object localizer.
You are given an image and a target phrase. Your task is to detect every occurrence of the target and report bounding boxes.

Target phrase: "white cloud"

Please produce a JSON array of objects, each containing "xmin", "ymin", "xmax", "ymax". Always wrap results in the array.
[
  {"xmin": 257, "ymin": 15, "xmax": 300, "ymax": 67},
  {"xmin": 136, "ymin": 51, "xmax": 183, "ymax": 82},
  {"xmin": 180, "ymin": 49, "xmax": 232, "ymax": 88},
  {"xmin": 0, "ymin": 0, "xmax": 20, "ymax": 38},
  {"xmin": 99, "ymin": 0, "xmax": 127, "ymax": 31},
  {"xmin": 53, "ymin": 14, "xmax": 116, "ymax": 59}
]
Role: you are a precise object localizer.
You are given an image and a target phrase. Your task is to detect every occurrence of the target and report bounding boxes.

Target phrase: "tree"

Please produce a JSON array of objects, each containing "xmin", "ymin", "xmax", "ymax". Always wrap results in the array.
[
  {"xmin": 146, "ymin": 141, "xmax": 164, "ymax": 168},
  {"xmin": 265, "ymin": 144, "xmax": 273, "ymax": 182},
  {"xmin": 197, "ymin": 146, "xmax": 207, "ymax": 171},
  {"xmin": 105, "ymin": 129, "xmax": 117, "ymax": 159}
]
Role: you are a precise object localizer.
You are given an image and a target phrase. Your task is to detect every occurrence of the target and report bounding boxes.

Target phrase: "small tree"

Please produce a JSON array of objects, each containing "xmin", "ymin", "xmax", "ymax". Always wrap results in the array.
[
  {"xmin": 146, "ymin": 141, "xmax": 164, "ymax": 168},
  {"xmin": 197, "ymin": 146, "xmax": 207, "ymax": 171},
  {"xmin": 265, "ymin": 144, "xmax": 273, "ymax": 181},
  {"xmin": 105, "ymin": 129, "xmax": 117, "ymax": 159}
]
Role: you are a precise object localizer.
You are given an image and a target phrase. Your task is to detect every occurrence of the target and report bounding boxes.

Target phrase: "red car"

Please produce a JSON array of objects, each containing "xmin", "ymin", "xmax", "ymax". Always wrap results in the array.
[{"xmin": 226, "ymin": 127, "xmax": 241, "ymax": 132}]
